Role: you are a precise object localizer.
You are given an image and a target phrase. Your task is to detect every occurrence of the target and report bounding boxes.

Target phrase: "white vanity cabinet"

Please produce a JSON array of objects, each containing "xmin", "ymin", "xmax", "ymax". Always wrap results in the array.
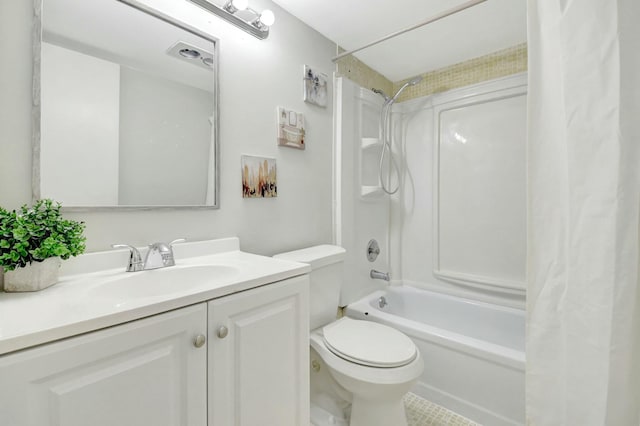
[
  {"xmin": 208, "ymin": 275, "xmax": 310, "ymax": 426},
  {"xmin": 0, "ymin": 274, "xmax": 310, "ymax": 426},
  {"xmin": 0, "ymin": 303, "xmax": 208, "ymax": 426}
]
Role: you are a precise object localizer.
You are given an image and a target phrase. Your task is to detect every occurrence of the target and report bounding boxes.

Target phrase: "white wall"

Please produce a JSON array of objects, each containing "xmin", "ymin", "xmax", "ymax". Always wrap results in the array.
[
  {"xmin": 40, "ymin": 42, "xmax": 121, "ymax": 206},
  {"xmin": 118, "ymin": 66, "xmax": 213, "ymax": 206},
  {"xmin": 0, "ymin": 1, "xmax": 36, "ymax": 209},
  {"xmin": 0, "ymin": 0, "xmax": 336, "ymax": 255}
]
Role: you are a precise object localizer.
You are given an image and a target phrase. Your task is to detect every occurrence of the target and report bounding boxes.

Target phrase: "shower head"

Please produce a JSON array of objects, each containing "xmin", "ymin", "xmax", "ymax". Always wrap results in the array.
[
  {"xmin": 389, "ymin": 75, "xmax": 424, "ymax": 104},
  {"xmin": 407, "ymin": 76, "xmax": 423, "ymax": 86},
  {"xmin": 371, "ymin": 87, "xmax": 391, "ymax": 102}
]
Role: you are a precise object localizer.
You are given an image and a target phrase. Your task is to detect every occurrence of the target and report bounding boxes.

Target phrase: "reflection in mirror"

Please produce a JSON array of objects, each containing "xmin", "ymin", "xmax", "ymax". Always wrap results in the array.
[{"xmin": 35, "ymin": 0, "xmax": 218, "ymax": 208}]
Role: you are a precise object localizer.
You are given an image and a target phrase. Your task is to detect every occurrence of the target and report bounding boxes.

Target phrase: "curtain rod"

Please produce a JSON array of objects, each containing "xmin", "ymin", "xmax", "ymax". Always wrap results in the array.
[{"xmin": 332, "ymin": 0, "xmax": 488, "ymax": 63}]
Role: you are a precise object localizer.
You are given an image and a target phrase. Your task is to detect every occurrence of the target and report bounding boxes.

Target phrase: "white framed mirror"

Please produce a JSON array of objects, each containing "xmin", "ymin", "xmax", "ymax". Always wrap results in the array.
[{"xmin": 33, "ymin": 0, "xmax": 219, "ymax": 209}]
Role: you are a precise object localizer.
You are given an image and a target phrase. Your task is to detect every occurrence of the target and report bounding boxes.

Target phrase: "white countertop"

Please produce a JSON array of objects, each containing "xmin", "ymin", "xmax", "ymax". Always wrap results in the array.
[{"xmin": 0, "ymin": 238, "xmax": 310, "ymax": 355}]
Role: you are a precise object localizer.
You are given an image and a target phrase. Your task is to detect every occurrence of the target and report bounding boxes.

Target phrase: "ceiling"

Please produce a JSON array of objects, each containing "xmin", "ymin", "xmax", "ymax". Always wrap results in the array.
[{"xmin": 271, "ymin": 0, "xmax": 527, "ymax": 82}]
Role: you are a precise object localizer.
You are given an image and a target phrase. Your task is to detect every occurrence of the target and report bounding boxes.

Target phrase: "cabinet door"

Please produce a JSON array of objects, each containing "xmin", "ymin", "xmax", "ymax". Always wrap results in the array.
[
  {"xmin": 0, "ymin": 304, "xmax": 207, "ymax": 426},
  {"xmin": 208, "ymin": 276, "xmax": 310, "ymax": 426}
]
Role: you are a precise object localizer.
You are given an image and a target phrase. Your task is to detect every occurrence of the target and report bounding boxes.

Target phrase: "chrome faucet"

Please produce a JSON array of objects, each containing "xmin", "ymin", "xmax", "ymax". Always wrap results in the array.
[
  {"xmin": 111, "ymin": 244, "xmax": 144, "ymax": 272},
  {"xmin": 370, "ymin": 269, "xmax": 390, "ymax": 282},
  {"xmin": 143, "ymin": 239, "xmax": 186, "ymax": 270},
  {"xmin": 112, "ymin": 238, "xmax": 185, "ymax": 272}
]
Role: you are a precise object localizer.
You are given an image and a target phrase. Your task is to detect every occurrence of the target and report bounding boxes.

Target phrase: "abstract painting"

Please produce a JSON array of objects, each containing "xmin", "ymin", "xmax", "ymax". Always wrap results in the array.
[{"xmin": 241, "ymin": 155, "xmax": 277, "ymax": 198}]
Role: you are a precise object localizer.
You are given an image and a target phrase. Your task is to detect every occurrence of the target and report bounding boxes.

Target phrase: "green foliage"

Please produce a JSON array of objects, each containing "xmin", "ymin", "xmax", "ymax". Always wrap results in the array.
[{"xmin": 0, "ymin": 199, "xmax": 86, "ymax": 272}]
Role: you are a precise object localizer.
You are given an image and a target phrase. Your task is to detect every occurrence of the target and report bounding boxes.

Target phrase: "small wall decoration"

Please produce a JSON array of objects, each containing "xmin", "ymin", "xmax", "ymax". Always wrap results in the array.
[
  {"xmin": 241, "ymin": 155, "xmax": 277, "ymax": 198},
  {"xmin": 277, "ymin": 106, "xmax": 305, "ymax": 149},
  {"xmin": 303, "ymin": 65, "xmax": 328, "ymax": 107}
]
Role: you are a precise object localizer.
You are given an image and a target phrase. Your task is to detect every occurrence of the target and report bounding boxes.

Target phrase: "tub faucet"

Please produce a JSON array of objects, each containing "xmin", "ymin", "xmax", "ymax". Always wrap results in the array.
[
  {"xmin": 143, "ymin": 238, "xmax": 186, "ymax": 270},
  {"xmin": 370, "ymin": 269, "xmax": 390, "ymax": 282}
]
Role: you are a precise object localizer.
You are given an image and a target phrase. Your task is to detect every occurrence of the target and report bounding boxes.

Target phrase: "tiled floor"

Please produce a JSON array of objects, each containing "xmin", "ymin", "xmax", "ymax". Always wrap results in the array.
[{"xmin": 404, "ymin": 392, "xmax": 481, "ymax": 426}]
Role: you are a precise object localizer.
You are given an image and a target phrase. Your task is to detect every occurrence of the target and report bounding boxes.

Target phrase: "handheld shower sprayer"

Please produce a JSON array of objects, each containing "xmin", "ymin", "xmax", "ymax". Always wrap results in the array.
[
  {"xmin": 370, "ymin": 75, "xmax": 424, "ymax": 195},
  {"xmin": 389, "ymin": 76, "xmax": 423, "ymax": 103},
  {"xmin": 371, "ymin": 75, "xmax": 423, "ymax": 105}
]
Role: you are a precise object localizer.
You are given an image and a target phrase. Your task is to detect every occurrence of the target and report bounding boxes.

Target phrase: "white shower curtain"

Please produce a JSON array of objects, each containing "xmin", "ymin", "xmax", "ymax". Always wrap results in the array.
[{"xmin": 527, "ymin": 1, "xmax": 640, "ymax": 425}]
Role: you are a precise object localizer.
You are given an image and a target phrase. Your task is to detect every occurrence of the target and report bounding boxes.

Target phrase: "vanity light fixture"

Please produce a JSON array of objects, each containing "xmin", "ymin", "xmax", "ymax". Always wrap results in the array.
[
  {"xmin": 222, "ymin": 0, "xmax": 248, "ymax": 14},
  {"xmin": 251, "ymin": 9, "xmax": 275, "ymax": 31},
  {"xmin": 187, "ymin": 0, "xmax": 275, "ymax": 40}
]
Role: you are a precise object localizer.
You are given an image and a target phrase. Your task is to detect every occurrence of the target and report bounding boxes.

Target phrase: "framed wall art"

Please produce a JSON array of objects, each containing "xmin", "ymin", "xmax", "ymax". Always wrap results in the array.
[
  {"xmin": 241, "ymin": 155, "xmax": 277, "ymax": 198},
  {"xmin": 277, "ymin": 106, "xmax": 305, "ymax": 149},
  {"xmin": 303, "ymin": 65, "xmax": 328, "ymax": 107}
]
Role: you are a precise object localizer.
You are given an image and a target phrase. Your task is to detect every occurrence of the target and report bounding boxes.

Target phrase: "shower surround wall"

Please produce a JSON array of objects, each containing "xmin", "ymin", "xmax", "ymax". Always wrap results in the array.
[
  {"xmin": 391, "ymin": 73, "xmax": 527, "ymax": 308},
  {"xmin": 335, "ymin": 70, "xmax": 526, "ymax": 308},
  {"xmin": 334, "ymin": 77, "xmax": 391, "ymax": 305}
]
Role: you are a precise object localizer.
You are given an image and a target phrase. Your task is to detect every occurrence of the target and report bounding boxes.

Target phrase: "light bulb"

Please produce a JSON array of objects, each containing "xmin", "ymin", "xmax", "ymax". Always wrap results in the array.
[
  {"xmin": 259, "ymin": 9, "xmax": 275, "ymax": 27},
  {"xmin": 231, "ymin": 0, "xmax": 248, "ymax": 10}
]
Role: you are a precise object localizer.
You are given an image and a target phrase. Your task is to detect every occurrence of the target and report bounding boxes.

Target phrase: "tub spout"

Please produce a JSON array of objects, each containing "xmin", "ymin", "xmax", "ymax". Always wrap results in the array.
[{"xmin": 370, "ymin": 269, "xmax": 390, "ymax": 282}]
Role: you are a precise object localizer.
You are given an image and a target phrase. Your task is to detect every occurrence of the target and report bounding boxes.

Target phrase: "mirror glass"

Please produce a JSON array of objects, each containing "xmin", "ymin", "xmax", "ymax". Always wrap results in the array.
[{"xmin": 36, "ymin": 0, "xmax": 218, "ymax": 208}]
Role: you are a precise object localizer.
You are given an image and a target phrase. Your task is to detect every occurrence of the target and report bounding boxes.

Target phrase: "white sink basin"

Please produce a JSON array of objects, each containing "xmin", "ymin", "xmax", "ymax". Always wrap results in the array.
[
  {"xmin": 90, "ymin": 264, "xmax": 240, "ymax": 300},
  {"xmin": 0, "ymin": 238, "xmax": 313, "ymax": 356}
]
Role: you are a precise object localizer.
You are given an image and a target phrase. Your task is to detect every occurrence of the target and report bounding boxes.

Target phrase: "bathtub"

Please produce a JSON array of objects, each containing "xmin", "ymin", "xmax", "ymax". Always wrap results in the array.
[{"xmin": 344, "ymin": 286, "xmax": 525, "ymax": 426}]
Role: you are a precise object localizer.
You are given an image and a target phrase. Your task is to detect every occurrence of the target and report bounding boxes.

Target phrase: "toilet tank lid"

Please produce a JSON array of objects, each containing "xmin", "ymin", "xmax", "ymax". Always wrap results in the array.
[{"xmin": 273, "ymin": 245, "xmax": 345, "ymax": 269}]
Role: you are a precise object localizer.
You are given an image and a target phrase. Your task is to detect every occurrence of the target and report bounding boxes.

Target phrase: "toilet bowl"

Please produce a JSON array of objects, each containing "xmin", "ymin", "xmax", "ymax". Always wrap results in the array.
[
  {"xmin": 310, "ymin": 318, "xmax": 423, "ymax": 426},
  {"xmin": 273, "ymin": 245, "xmax": 423, "ymax": 426}
]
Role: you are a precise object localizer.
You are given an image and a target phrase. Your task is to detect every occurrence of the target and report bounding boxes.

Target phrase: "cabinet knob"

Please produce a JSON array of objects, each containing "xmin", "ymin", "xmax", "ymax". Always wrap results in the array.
[
  {"xmin": 193, "ymin": 334, "xmax": 206, "ymax": 348},
  {"xmin": 217, "ymin": 326, "xmax": 229, "ymax": 339}
]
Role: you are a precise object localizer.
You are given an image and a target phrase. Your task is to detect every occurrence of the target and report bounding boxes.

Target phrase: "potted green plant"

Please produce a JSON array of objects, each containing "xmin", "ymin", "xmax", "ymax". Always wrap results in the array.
[{"xmin": 0, "ymin": 199, "xmax": 86, "ymax": 292}]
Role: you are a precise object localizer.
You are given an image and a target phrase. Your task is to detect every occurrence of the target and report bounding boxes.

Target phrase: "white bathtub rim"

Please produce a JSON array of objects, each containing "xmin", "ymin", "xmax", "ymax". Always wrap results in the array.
[
  {"xmin": 345, "ymin": 289, "xmax": 525, "ymax": 371},
  {"xmin": 386, "ymin": 284, "xmax": 526, "ymax": 317},
  {"xmin": 402, "ymin": 279, "xmax": 526, "ymax": 310}
]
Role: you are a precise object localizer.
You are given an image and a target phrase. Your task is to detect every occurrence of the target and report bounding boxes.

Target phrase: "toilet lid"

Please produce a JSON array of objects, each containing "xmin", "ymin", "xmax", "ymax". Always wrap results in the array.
[{"xmin": 322, "ymin": 317, "xmax": 417, "ymax": 368}]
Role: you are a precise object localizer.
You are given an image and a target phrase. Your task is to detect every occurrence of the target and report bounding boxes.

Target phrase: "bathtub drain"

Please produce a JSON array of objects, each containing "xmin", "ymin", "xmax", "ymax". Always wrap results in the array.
[{"xmin": 378, "ymin": 296, "xmax": 387, "ymax": 309}]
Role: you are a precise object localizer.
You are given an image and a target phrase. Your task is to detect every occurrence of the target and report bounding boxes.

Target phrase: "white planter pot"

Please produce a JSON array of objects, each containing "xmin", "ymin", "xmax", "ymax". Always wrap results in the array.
[{"xmin": 4, "ymin": 257, "xmax": 62, "ymax": 292}]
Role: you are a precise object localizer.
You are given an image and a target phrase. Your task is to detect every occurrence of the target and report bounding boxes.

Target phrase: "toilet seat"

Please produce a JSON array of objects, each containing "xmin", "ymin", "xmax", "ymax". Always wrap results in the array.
[
  {"xmin": 322, "ymin": 318, "xmax": 417, "ymax": 368},
  {"xmin": 310, "ymin": 329, "xmax": 424, "ymax": 386}
]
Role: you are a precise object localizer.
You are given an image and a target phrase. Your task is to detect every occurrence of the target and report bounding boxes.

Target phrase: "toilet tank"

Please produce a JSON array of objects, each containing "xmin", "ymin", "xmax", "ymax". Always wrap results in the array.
[{"xmin": 274, "ymin": 245, "xmax": 345, "ymax": 330}]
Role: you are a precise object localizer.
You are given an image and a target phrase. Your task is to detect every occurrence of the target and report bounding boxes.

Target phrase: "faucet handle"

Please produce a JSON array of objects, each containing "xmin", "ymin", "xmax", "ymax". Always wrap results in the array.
[
  {"xmin": 111, "ymin": 244, "xmax": 143, "ymax": 272},
  {"xmin": 366, "ymin": 239, "xmax": 380, "ymax": 262},
  {"xmin": 144, "ymin": 238, "xmax": 184, "ymax": 269},
  {"xmin": 169, "ymin": 238, "xmax": 186, "ymax": 247}
]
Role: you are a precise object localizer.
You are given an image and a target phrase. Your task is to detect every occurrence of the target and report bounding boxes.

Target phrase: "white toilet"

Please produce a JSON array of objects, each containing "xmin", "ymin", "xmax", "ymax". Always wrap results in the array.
[{"xmin": 274, "ymin": 245, "xmax": 423, "ymax": 426}]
